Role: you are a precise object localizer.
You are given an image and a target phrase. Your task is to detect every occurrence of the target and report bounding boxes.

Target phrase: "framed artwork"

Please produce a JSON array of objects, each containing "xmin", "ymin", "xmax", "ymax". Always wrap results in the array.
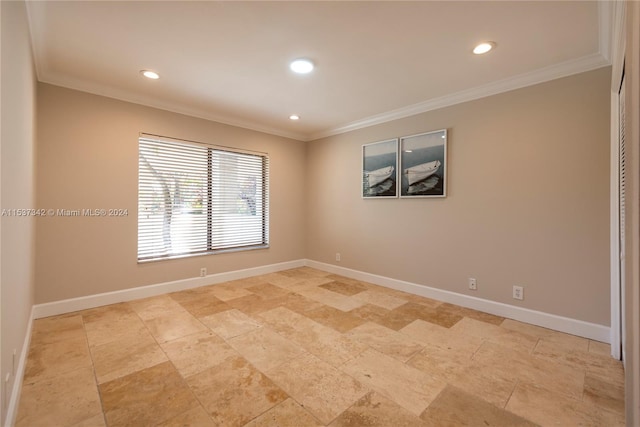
[
  {"xmin": 399, "ymin": 129, "xmax": 447, "ymax": 198},
  {"xmin": 362, "ymin": 138, "xmax": 398, "ymax": 198}
]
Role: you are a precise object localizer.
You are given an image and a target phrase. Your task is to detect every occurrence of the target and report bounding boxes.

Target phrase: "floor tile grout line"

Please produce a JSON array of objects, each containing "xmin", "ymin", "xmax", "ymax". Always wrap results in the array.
[
  {"xmin": 161, "ymin": 287, "xmax": 322, "ymax": 425},
  {"xmin": 580, "ymin": 370, "xmax": 588, "ymax": 403},
  {"xmin": 92, "ymin": 303, "xmax": 165, "ymax": 423},
  {"xmin": 321, "ymin": 390, "xmax": 367, "ymax": 427},
  {"xmin": 18, "ymin": 317, "xmax": 105, "ymax": 426},
  {"xmin": 99, "ymin": 300, "xmax": 221, "ymax": 425},
  {"xmin": 265, "ymin": 350, "xmax": 371, "ymax": 426},
  {"xmin": 473, "ymin": 340, "xmax": 596, "ymax": 404},
  {"xmin": 164, "ymin": 354, "xmax": 218, "ymax": 426},
  {"xmin": 80, "ymin": 314, "xmax": 110, "ymax": 427},
  {"xmin": 531, "ymin": 336, "xmax": 542, "ymax": 355},
  {"xmin": 504, "ymin": 378, "xmax": 520, "ymax": 411}
]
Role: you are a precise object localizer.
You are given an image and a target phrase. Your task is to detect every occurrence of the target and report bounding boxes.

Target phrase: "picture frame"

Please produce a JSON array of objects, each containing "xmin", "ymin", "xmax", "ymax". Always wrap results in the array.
[
  {"xmin": 399, "ymin": 129, "xmax": 447, "ymax": 198},
  {"xmin": 362, "ymin": 138, "xmax": 398, "ymax": 198}
]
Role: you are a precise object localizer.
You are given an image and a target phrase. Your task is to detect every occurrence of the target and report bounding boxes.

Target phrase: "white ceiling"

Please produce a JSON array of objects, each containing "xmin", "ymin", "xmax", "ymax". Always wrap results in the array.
[{"xmin": 26, "ymin": 1, "xmax": 612, "ymax": 141}]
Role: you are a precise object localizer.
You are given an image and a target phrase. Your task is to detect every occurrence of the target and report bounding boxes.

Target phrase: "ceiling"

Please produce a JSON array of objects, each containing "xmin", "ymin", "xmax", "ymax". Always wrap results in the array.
[{"xmin": 25, "ymin": 1, "xmax": 612, "ymax": 141}]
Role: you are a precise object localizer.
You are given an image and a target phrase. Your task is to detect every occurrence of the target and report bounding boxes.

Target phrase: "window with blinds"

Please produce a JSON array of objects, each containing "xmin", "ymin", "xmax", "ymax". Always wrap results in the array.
[{"xmin": 138, "ymin": 134, "xmax": 269, "ymax": 261}]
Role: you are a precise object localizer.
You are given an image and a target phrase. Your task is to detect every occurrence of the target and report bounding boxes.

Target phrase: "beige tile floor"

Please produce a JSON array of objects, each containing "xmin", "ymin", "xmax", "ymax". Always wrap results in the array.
[{"xmin": 16, "ymin": 267, "xmax": 625, "ymax": 426}]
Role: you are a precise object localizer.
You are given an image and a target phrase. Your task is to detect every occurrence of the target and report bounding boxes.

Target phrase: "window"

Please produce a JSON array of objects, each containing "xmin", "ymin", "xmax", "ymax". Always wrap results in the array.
[{"xmin": 138, "ymin": 134, "xmax": 269, "ymax": 261}]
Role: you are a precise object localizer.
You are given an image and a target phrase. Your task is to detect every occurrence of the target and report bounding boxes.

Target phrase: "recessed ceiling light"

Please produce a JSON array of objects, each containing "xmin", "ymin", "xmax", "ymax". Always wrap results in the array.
[
  {"xmin": 140, "ymin": 70, "xmax": 160, "ymax": 79},
  {"xmin": 289, "ymin": 115, "xmax": 300, "ymax": 120},
  {"xmin": 290, "ymin": 59, "xmax": 314, "ymax": 74},
  {"xmin": 473, "ymin": 42, "xmax": 495, "ymax": 55}
]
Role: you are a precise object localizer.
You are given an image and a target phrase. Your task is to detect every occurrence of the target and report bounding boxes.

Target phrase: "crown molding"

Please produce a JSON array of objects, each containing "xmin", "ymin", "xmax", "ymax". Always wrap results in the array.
[
  {"xmin": 39, "ymin": 73, "xmax": 308, "ymax": 142},
  {"xmin": 308, "ymin": 1, "xmax": 614, "ymax": 141},
  {"xmin": 308, "ymin": 53, "xmax": 611, "ymax": 141},
  {"xmin": 25, "ymin": 0, "xmax": 306, "ymax": 142},
  {"xmin": 39, "ymin": 52, "xmax": 611, "ymax": 144}
]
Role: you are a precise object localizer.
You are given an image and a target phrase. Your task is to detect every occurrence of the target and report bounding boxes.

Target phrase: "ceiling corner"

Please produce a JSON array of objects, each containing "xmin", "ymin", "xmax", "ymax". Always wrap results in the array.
[
  {"xmin": 598, "ymin": 0, "xmax": 615, "ymax": 63},
  {"xmin": 609, "ymin": 0, "xmax": 627, "ymax": 86},
  {"xmin": 24, "ymin": 0, "xmax": 45, "ymax": 82}
]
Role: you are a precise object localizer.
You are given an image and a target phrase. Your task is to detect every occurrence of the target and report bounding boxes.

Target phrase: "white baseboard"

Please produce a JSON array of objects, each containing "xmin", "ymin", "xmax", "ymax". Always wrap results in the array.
[
  {"xmin": 33, "ymin": 259, "xmax": 305, "ymax": 319},
  {"xmin": 31, "ymin": 257, "xmax": 611, "ymax": 343},
  {"xmin": 4, "ymin": 306, "xmax": 34, "ymax": 427},
  {"xmin": 304, "ymin": 260, "xmax": 610, "ymax": 343}
]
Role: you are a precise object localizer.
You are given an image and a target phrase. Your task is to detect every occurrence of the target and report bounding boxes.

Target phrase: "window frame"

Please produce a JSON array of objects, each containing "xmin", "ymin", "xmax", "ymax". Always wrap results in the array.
[{"xmin": 137, "ymin": 133, "xmax": 269, "ymax": 263}]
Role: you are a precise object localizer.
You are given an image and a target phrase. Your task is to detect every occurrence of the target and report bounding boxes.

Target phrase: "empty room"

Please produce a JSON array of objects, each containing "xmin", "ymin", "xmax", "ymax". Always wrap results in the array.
[{"xmin": 2, "ymin": 1, "xmax": 639, "ymax": 426}]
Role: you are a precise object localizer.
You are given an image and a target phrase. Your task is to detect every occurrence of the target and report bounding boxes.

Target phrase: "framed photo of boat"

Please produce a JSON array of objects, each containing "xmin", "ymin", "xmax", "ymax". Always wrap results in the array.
[
  {"xmin": 400, "ymin": 129, "xmax": 447, "ymax": 198},
  {"xmin": 362, "ymin": 138, "xmax": 398, "ymax": 198}
]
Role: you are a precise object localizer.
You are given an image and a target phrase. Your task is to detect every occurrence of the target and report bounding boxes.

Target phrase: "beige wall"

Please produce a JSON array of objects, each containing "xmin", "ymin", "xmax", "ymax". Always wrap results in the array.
[
  {"xmin": 307, "ymin": 67, "xmax": 611, "ymax": 326},
  {"xmin": 35, "ymin": 84, "xmax": 306, "ymax": 304},
  {"xmin": 0, "ymin": 0, "xmax": 37, "ymax": 423},
  {"xmin": 624, "ymin": 1, "xmax": 640, "ymax": 424},
  {"xmin": 34, "ymin": 58, "xmax": 614, "ymax": 329}
]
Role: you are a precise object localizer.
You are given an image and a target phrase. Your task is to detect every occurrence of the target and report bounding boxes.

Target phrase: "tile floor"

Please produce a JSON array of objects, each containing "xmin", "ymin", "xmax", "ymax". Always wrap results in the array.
[{"xmin": 16, "ymin": 267, "xmax": 625, "ymax": 426}]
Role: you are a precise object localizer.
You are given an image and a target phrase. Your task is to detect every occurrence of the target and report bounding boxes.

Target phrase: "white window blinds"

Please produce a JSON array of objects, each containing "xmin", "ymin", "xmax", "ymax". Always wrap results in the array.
[{"xmin": 138, "ymin": 134, "xmax": 269, "ymax": 261}]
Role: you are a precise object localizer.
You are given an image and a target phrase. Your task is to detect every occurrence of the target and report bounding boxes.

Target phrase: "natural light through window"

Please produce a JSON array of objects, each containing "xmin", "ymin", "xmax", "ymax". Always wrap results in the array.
[{"xmin": 137, "ymin": 134, "xmax": 269, "ymax": 261}]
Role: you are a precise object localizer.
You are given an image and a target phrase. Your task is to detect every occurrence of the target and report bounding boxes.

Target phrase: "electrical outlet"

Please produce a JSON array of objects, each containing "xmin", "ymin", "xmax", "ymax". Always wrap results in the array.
[
  {"xmin": 336, "ymin": 253, "xmax": 341, "ymax": 262},
  {"xmin": 468, "ymin": 278, "xmax": 477, "ymax": 290},
  {"xmin": 513, "ymin": 285, "xmax": 524, "ymax": 300},
  {"xmin": 200, "ymin": 268, "xmax": 207, "ymax": 277}
]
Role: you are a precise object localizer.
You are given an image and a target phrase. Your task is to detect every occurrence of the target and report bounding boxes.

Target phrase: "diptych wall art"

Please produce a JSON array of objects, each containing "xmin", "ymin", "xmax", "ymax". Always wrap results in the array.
[{"xmin": 362, "ymin": 129, "xmax": 447, "ymax": 199}]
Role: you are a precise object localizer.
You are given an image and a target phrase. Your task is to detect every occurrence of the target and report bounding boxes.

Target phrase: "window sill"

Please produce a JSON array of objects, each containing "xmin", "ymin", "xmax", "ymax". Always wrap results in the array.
[{"xmin": 137, "ymin": 244, "xmax": 269, "ymax": 264}]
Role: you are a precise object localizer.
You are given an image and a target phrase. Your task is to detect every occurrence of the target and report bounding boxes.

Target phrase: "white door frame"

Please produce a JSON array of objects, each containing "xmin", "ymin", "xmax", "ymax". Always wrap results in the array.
[{"xmin": 609, "ymin": 0, "xmax": 626, "ymax": 361}]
